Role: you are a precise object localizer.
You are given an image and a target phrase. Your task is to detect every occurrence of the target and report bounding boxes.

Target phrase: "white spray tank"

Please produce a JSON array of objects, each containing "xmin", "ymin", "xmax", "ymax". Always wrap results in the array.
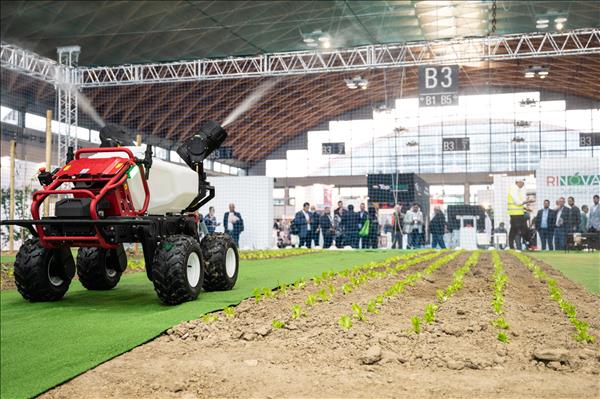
[{"xmin": 93, "ymin": 121, "xmax": 228, "ymax": 215}]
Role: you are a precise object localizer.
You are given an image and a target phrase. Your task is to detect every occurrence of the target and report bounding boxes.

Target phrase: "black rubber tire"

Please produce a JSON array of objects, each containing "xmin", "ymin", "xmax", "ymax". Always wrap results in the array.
[
  {"xmin": 76, "ymin": 247, "xmax": 125, "ymax": 290},
  {"xmin": 200, "ymin": 233, "xmax": 239, "ymax": 291},
  {"xmin": 13, "ymin": 238, "xmax": 74, "ymax": 301},
  {"xmin": 151, "ymin": 235, "xmax": 203, "ymax": 305}
]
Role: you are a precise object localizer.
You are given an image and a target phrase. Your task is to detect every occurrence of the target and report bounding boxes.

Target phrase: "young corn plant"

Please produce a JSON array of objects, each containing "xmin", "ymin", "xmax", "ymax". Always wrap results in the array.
[
  {"xmin": 272, "ymin": 319, "xmax": 285, "ymax": 329},
  {"xmin": 422, "ymin": 303, "xmax": 438, "ymax": 324},
  {"xmin": 201, "ymin": 314, "xmax": 219, "ymax": 323},
  {"xmin": 497, "ymin": 331, "xmax": 509, "ymax": 343},
  {"xmin": 411, "ymin": 316, "xmax": 422, "ymax": 334},
  {"xmin": 351, "ymin": 303, "xmax": 366, "ymax": 321},
  {"xmin": 252, "ymin": 288, "xmax": 263, "ymax": 303},
  {"xmin": 305, "ymin": 294, "xmax": 317, "ymax": 307},
  {"xmin": 338, "ymin": 315, "xmax": 353, "ymax": 330},
  {"xmin": 291, "ymin": 304, "xmax": 305, "ymax": 319},
  {"xmin": 366, "ymin": 299, "xmax": 379, "ymax": 315},
  {"xmin": 317, "ymin": 288, "xmax": 330, "ymax": 302},
  {"xmin": 223, "ymin": 306, "xmax": 235, "ymax": 318},
  {"xmin": 513, "ymin": 251, "xmax": 595, "ymax": 344}
]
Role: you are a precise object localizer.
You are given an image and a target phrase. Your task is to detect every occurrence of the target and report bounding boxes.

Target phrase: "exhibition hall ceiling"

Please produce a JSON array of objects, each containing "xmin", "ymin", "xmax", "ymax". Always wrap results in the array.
[
  {"xmin": 1, "ymin": 1, "xmax": 599, "ymax": 66},
  {"xmin": 1, "ymin": 1, "xmax": 599, "ymax": 164},
  {"xmin": 4, "ymin": 55, "xmax": 598, "ymax": 163}
]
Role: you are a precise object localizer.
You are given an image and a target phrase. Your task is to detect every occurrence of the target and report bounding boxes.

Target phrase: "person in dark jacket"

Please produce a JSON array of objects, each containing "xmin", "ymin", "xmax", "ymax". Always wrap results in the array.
[
  {"xmin": 342, "ymin": 204, "xmax": 359, "ymax": 248},
  {"xmin": 293, "ymin": 202, "xmax": 313, "ymax": 248},
  {"xmin": 223, "ymin": 203, "xmax": 244, "ymax": 246},
  {"xmin": 367, "ymin": 206, "xmax": 379, "ymax": 249},
  {"xmin": 319, "ymin": 206, "xmax": 334, "ymax": 248},
  {"xmin": 391, "ymin": 204, "xmax": 404, "ymax": 249},
  {"xmin": 567, "ymin": 196, "xmax": 581, "ymax": 233},
  {"xmin": 534, "ymin": 199, "xmax": 556, "ymax": 250},
  {"xmin": 309, "ymin": 205, "xmax": 320, "ymax": 247},
  {"xmin": 554, "ymin": 197, "xmax": 569, "ymax": 250},
  {"xmin": 429, "ymin": 206, "xmax": 446, "ymax": 249},
  {"xmin": 204, "ymin": 206, "xmax": 219, "ymax": 234}
]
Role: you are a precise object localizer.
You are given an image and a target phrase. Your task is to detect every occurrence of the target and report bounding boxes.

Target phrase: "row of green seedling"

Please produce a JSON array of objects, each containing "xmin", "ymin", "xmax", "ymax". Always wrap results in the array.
[
  {"xmin": 411, "ymin": 251, "xmax": 480, "ymax": 334},
  {"xmin": 490, "ymin": 251, "xmax": 509, "ymax": 343},
  {"xmin": 512, "ymin": 251, "xmax": 595, "ymax": 344},
  {"xmin": 258, "ymin": 250, "xmax": 436, "ymax": 306},
  {"xmin": 239, "ymin": 248, "xmax": 320, "ymax": 260},
  {"xmin": 339, "ymin": 250, "xmax": 463, "ymax": 330},
  {"xmin": 271, "ymin": 251, "xmax": 442, "ymax": 329}
]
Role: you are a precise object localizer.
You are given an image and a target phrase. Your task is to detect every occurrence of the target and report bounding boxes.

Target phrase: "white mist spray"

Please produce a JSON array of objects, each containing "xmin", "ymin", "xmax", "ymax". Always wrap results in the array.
[{"xmin": 222, "ymin": 79, "xmax": 278, "ymax": 127}]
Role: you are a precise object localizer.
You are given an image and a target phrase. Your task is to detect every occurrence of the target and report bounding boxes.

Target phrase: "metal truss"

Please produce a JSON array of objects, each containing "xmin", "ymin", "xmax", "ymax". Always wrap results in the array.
[
  {"xmin": 0, "ymin": 42, "xmax": 66, "ymax": 84},
  {"xmin": 56, "ymin": 46, "xmax": 80, "ymax": 167},
  {"xmin": 75, "ymin": 28, "xmax": 600, "ymax": 87}
]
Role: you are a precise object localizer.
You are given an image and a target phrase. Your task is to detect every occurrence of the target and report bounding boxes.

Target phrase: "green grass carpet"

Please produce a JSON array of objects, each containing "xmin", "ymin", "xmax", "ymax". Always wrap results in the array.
[
  {"xmin": 530, "ymin": 251, "xmax": 600, "ymax": 294},
  {"xmin": 0, "ymin": 250, "xmax": 404, "ymax": 399}
]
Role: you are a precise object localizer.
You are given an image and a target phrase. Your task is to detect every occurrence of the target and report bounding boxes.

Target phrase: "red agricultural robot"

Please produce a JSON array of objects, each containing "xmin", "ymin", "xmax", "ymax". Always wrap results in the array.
[{"xmin": 1, "ymin": 121, "xmax": 239, "ymax": 305}]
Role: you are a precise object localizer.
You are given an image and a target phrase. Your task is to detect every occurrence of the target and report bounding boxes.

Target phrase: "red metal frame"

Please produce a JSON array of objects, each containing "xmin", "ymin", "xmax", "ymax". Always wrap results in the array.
[{"xmin": 30, "ymin": 147, "xmax": 151, "ymax": 249}]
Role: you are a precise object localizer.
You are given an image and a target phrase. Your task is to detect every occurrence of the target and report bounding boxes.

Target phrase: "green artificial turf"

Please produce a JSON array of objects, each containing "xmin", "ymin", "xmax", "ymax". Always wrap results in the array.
[
  {"xmin": 0, "ymin": 250, "xmax": 404, "ymax": 399},
  {"xmin": 530, "ymin": 251, "xmax": 600, "ymax": 294}
]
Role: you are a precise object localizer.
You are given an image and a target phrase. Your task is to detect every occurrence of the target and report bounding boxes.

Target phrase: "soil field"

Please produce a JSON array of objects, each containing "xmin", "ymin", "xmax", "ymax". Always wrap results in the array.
[{"xmin": 42, "ymin": 251, "xmax": 600, "ymax": 399}]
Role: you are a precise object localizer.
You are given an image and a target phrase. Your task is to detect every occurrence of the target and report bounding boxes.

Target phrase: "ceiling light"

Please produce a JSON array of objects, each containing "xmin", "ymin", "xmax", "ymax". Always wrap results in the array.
[
  {"xmin": 302, "ymin": 37, "xmax": 315, "ymax": 44},
  {"xmin": 554, "ymin": 17, "xmax": 567, "ymax": 23},
  {"xmin": 524, "ymin": 65, "xmax": 550, "ymax": 79},
  {"xmin": 536, "ymin": 18, "xmax": 550, "ymax": 25},
  {"xmin": 555, "ymin": 21, "xmax": 564, "ymax": 30},
  {"xmin": 536, "ymin": 23, "xmax": 549, "ymax": 29},
  {"xmin": 318, "ymin": 34, "xmax": 330, "ymax": 43},
  {"xmin": 344, "ymin": 76, "xmax": 368, "ymax": 90}
]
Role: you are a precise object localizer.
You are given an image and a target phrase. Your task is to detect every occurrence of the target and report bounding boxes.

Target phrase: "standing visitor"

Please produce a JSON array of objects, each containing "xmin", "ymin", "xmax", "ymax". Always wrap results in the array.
[
  {"xmin": 293, "ymin": 202, "xmax": 313, "ymax": 248},
  {"xmin": 588, "ymin": 195, "xmax": 600, "ymax": 232},
  {"xmin": 223, "ymin": 203, "xmax": 244, "ymax": 246},
  {"xmin": 367, "ymin": 206, "xmax": 380, "ymax": 249},
  {"xmin": 391, "ymin": 204, "xmax": 404, "ymax": 249},
  {"xmin": 580, "ymin": 205, "xmax": 589, "ymax": 234},
  {"xmin": 357, "ymin": 203, "xmax": 368, "ymax": 248},
  {"xmin": 334, "ymin": 201, "xmax": 345, "ymax": 248},
  {"xmin": 507, "ymin": 178, "xmax": 531, "ymax": 250},
  {"xmin": 320, "ymin": 206, "xmax": 334, "ymax": 248},
  {"xmin": 429, "ymin": 206, "xmax": 446, "ymax": 249},
  {"xmin": 342, "ymin": 204, "xmax": 359, "ymax": 248},
  {"xmin": 309, "ymin": 205, "xmax": 320, "ymax": 247},
  {"xmin": 404, "ymin": 203, "xmax": 423, "ymax": 249},
  {"xmin": 567, "ymin": 196, "xmax": 581, "ymax": 233},
  {"xmin": 554, "ymin": 197, "xmax": 568, "ymax": 250},
  {"xmin": 204, "ymin": 206, "xmax": 219, "ymax": 234},
  {"xmin": 535, "ymin": 199, "xmax": 556, "ymax": 250}
]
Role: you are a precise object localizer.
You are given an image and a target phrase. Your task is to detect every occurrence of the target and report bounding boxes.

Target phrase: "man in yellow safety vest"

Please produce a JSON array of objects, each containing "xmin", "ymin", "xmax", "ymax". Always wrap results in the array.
[{"xmin": 507, "ymin": 178, "xmax": 532, "ymax": 250}]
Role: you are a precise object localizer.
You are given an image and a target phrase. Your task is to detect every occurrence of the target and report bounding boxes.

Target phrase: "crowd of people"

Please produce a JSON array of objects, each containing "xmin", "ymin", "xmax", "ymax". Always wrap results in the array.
[
  {"xmin": 507, "ymin": 178, "xmax": 599, "ymax": 251},
  {"xmin": 525, "ymin": 194, "xmax": 599, "ymax": 250},
  {"xmin": 277, "ymin": 200, "xmax": 451, "ymax": 250},
  {"xmin": 287, "ymin": 201, "xmax": 379, "ymax": 249}
]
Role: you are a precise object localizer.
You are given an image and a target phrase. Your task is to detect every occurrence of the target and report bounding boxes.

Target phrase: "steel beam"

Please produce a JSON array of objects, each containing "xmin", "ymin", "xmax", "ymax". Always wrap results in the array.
[
  {"xmin": 75, "ymin": 28, "xmax": 600, "ymax": 87},
  {"xmin": 0, "ymin": 42, "xmax": 65, "ymax": 84}
]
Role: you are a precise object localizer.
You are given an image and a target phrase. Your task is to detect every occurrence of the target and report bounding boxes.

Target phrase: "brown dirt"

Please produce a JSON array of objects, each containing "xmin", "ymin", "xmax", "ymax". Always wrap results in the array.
[
  {"xmin": 1, "ymin": 264, "xmax": 16, "ymax": 290},
  {"xmin": 41, "ymin": 251, "xmax": 600, "ymax": 399}
]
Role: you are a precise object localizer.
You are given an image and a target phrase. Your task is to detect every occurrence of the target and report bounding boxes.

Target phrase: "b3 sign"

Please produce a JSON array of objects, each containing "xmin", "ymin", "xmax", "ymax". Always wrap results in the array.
[{"xmin": 419, "ymin": 65, "xmax": 459, "ymax": 107}]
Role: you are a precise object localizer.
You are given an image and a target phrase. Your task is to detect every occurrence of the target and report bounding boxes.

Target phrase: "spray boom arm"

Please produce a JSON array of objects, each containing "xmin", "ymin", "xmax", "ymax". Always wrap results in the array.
[{"xmin": 176, "ymin": 120, "xmax": 228, "ymax": 213}]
